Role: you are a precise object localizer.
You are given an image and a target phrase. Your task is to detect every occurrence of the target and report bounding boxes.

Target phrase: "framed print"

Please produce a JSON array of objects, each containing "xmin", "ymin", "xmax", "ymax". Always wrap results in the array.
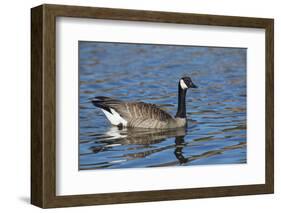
[{"xmin": 31, "ymin": 4, "xmax": 274, "ymax": 208}]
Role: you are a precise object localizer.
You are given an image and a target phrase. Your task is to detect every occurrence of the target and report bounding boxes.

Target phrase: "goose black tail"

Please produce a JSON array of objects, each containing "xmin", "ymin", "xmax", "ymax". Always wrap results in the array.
[{"xmin": 91, "ymin": 100, "xmax": 112, "ymax": 114}]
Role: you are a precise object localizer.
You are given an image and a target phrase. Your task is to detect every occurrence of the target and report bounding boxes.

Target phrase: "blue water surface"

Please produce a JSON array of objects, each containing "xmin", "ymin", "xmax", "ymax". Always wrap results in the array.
[{"xmin": 79, "ymin": 42, "xmax": 247, "ymax": 170}]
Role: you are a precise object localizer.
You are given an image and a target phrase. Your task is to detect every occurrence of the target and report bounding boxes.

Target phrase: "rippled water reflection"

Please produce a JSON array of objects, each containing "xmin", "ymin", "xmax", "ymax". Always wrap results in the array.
[{"xmin": 79, "ymin": 42, "xmax": 247, "ymax": 170}]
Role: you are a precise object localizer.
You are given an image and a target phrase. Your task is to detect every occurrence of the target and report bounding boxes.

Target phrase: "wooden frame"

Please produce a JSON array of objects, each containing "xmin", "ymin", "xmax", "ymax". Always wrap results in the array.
[{"xmin": 31, "ymin": 4, "xmax": 274, "ymax": 208}]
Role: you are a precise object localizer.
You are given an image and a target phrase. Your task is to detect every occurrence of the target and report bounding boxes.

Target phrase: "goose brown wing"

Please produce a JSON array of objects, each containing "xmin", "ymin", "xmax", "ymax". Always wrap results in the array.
[{"xmin": 105, "ymin": 101, "xmax": 174, "ymax": 122}]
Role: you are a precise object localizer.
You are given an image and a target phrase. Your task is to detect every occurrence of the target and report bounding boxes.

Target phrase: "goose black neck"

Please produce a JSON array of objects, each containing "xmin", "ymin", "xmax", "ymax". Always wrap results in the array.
[{"xmin": 175, "ymin": 83, "xmax": 187, "ymax": 118}]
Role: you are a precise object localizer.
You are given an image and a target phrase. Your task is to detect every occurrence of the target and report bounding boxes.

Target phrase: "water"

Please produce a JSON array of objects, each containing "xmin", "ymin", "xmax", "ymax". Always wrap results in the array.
[{"xmin": 79, "ymin": 41, "xmax": 247, "ymax": 170}]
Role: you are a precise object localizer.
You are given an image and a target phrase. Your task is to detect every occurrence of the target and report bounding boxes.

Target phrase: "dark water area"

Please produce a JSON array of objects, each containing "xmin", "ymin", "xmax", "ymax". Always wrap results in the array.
[{"xmin": 79, "ymin": 41, "xmax": 247, "ymax": 170}]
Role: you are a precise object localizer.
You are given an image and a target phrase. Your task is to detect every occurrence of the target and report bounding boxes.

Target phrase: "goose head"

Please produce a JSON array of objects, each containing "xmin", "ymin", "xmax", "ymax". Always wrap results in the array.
[{"xmin": 179, "ymin": 76, "xmax": 197, "ymax": 90}]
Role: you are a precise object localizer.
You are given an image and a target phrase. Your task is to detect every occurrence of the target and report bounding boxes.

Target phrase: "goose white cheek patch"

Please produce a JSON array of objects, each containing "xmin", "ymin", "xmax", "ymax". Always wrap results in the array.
[{"xmin": 180, "ymin": 79, "xmax": 188, "ymax": 89}]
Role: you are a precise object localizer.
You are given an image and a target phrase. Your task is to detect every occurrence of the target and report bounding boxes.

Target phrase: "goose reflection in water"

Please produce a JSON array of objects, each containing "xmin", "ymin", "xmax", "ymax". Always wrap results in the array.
[
  {"xmin": 89, "ymin": 127, "xmax": 186, "ymax": 159},
  {"xmin": 80, "ymin": 127, "xmax": 246, "ymax": 170}
]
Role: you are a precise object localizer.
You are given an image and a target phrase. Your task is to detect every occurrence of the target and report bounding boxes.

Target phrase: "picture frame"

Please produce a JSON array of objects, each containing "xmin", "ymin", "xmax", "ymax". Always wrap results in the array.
[{"xmin": 31, "ymin": 4, "xmax": 274, "ymax": 208}]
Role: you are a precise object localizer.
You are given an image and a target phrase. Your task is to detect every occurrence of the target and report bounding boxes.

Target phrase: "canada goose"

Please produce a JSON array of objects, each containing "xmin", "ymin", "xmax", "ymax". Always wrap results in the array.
[{"xmin": 92, "ymin": 76, "xmax": 197, "ymax": 129}]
